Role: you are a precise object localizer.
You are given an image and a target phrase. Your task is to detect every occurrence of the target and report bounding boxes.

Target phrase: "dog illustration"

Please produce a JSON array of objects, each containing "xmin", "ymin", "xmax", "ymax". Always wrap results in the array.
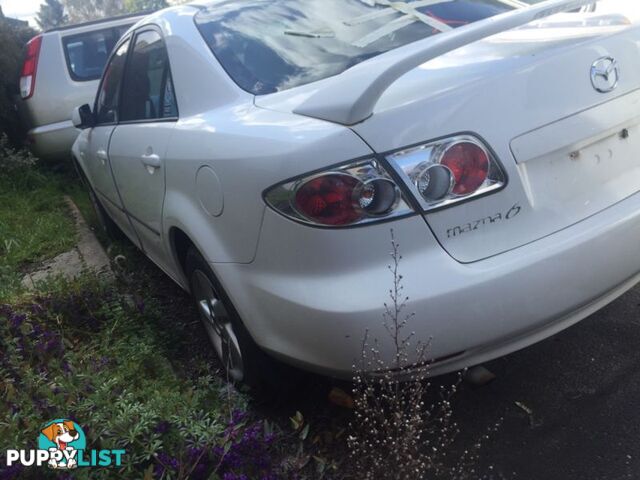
[{"xmin": 41, "ymin": 421, "xmax": 79, "ymax": 469}]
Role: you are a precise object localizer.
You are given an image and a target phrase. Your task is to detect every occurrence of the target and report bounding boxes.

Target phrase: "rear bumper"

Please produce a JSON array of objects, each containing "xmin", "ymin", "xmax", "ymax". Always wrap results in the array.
[
  {"xmin": 26, "ymin": 121, "xmax": 78, "ymax": 161},
  {"xmin": 213, "ymin": 192, "xmax": 640, "ymax": 379}
]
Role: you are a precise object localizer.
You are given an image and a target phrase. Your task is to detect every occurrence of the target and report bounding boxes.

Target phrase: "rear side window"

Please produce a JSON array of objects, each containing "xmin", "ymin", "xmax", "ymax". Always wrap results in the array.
[
  {"xmin": 62, "ymin": 24, "xmax": 133, "ymax": 81},
  {"xmin": 119, "ymin": 30, "xmax": 178, "ymax": 122},
  {"xmin": 95, "ymin": 39, "xmax": 130, "ymax": 124},
  {"xmin": 195, "ymin": 0, "xmax": 521, "ymax": 95}
]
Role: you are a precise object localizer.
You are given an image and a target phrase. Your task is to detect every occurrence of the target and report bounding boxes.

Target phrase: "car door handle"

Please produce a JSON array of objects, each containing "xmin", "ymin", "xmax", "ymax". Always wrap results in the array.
[
  {"xmin": 141, "ymin": 153, "xmax": 162, "ymax": 170},
  {"xmin": 96, "ymin": 149, "xmax": 108, "ymax": 165}
]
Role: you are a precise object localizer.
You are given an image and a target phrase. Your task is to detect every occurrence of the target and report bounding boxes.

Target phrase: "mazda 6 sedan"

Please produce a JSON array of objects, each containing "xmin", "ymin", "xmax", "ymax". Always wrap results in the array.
[{"xmin": 71, "ymin": 0, "xmax": 640, "ymax": 390}]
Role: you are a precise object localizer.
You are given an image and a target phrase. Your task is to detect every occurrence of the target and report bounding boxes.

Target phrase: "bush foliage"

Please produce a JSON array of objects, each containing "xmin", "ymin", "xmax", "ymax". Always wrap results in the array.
[
  {"xmin": 0, "ymin": 276, "xmax": 284, "ymax": 479},
  {"xmin": 0, "ymin": 15, "xmax": 35, "ymax": 144}
]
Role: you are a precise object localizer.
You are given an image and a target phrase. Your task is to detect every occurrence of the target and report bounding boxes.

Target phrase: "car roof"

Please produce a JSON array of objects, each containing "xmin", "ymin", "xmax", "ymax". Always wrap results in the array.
[{"xmin": 45, "ymin": 11, "xmax": 150, "ymax": 34}]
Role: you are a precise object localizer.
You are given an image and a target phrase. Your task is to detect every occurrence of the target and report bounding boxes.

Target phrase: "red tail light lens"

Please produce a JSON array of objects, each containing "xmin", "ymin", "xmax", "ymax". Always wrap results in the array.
[
  {"xmin": 440, "ymin": 142, "xmax": 490, "ymax": 196},
  {"xmin": 265, "ymin": 161, "xmax": 410, "ymax": 227},
  {"xmin": 20, "ymin": 35, "xmax": 43, "ymax": 99},
  {"xmin": 294, "ymin": 174, "xmax": 361, "ymax": 226},
  {"xmin": 387, "ymin": 135, "xmax": 505, "ymax": 212}
]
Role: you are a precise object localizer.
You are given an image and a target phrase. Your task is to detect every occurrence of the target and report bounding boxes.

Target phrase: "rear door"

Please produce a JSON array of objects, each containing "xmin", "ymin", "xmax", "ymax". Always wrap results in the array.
[{"xmin": 108, "ymin": 28, "xmax": 178, "ymax": 267}]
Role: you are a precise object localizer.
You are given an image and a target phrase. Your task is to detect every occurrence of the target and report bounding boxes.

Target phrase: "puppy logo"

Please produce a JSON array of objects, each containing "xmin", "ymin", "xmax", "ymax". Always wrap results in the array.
[{"xmin": 38, "ymin": 419, "xmax": 85, "ymax": 470}]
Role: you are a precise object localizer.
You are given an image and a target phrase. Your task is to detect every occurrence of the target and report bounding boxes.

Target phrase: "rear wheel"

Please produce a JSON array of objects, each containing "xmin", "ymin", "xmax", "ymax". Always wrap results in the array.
[
  {"xmin": 190, "ymin": 267, "xmax": 245, "ymax": 383},
  {"xmin": 185, "ymin": 247, "xmax": 293, "ymax": 395}
]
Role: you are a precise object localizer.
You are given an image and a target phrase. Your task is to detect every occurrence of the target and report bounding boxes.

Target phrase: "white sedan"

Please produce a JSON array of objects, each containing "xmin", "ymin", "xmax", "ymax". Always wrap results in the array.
[{"xmin": 72, "ymin": 0, "xmax": 640, "ymax": 390}]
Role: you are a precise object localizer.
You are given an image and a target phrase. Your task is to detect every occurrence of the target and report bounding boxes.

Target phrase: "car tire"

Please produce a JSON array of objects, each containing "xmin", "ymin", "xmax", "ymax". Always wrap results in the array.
[
  {"xmin": 185, "ymin": 247, "xmax": 298, "ymax": 398},
  {"xmin": 87, "ymin": 186, "xmax": 123, "ymax": 241},
  {"xmin": 73, "ymin": 159, "xmax": 123, "ymax": 241}
]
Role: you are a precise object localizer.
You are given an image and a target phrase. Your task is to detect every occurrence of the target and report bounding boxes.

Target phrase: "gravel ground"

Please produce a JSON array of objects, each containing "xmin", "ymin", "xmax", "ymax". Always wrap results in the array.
[{"xmin": 451, "ymin": 284, "xmax": 640, "ymax": 480}]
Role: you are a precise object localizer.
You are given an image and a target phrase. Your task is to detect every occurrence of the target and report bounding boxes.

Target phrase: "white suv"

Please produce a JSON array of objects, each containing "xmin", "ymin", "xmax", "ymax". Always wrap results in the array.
[{"xmin": 16, "ymin": 13, "xmax": 145, "ymax": 161}]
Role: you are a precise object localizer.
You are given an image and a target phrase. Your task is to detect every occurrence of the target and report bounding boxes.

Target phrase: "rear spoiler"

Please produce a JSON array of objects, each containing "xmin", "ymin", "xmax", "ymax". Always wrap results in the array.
[{"xmin": 293, "ymin": 0, "xmax": 598, "ymax": 126}]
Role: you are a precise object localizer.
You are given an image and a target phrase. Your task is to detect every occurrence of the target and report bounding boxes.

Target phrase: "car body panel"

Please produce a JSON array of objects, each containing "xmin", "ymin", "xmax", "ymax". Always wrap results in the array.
[
  {"xmin": 109, "ymin": 122, "xmax": 176, "ymax": 268},
  {"xmin": 215, "ymin": 190, "xmax": 640, "ymax": 378},
  {"xmin": 162, "ymin": 104, "xmax": 376, "ymax": 266}
]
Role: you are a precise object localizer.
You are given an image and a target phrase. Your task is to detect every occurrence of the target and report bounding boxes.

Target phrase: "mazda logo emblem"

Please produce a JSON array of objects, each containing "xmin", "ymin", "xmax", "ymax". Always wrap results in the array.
[{"xmin": 591, "ymin": 57, "xmax": 619, "ymax": 93}]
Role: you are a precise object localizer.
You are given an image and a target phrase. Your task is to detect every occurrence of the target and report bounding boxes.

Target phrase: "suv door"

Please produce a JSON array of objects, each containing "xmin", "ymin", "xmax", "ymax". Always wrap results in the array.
[
  {"xmin": 108, "ymin": 28, "xmax": 178, "ymax": 268},
  {"xmin": 84, "ymin": 37, "xmax": 142, "ymax": 248}
]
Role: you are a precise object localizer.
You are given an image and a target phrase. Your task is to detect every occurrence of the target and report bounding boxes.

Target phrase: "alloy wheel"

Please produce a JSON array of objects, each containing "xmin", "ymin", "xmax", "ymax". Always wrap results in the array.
[{"xmin": 191, "ymin": 269, "xmax": 244, "ymax": 382}]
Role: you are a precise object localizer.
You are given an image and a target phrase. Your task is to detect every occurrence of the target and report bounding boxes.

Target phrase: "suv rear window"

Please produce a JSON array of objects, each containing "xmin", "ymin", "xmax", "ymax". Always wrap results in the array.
[
  {"xmin": 195, "ymin": 0, "xmax": 522, "ymax": 95},
  {"xmin": 62, "ymin": 25, "xmax": 133, "ymax": 81}
]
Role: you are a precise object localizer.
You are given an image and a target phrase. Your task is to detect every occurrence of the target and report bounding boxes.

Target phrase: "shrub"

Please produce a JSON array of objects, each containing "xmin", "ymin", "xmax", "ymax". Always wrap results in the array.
[
  {"xmin": 0, "ymin": 16, "xmax": 35, "ymax": 145},
  {"xmin": 0, "ymin": 134, "xmax": 37, "ymax": 176}
]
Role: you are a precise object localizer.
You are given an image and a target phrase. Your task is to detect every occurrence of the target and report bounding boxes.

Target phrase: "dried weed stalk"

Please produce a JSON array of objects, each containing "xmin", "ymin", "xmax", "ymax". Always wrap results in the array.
[{"xmin": 348, "ymin": 231, "xmax": 501, "ymax": 480}]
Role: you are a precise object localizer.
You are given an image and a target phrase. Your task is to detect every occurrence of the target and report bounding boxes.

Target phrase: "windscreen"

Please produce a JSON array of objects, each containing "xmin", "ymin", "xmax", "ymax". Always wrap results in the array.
[{"xmin": 195, "ymin": 0, "xmax": 526, "ymax": 95}]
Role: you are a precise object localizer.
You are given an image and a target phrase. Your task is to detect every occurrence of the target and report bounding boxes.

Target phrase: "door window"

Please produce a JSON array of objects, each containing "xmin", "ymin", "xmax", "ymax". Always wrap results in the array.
[
  {"xmin": 95, "ymin": 39, "xmax": 130, "ymax": 125},
  {"xmin": 120, "ymin": 30, "xmax": 178, "ymax": 122},
  {"xmin": 62, "ymin": 24, "xmax": 134, "ymax": 81}
]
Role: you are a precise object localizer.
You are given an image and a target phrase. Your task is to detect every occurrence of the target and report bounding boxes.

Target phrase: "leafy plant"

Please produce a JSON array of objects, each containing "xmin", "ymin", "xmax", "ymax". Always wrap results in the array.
[
  {"xmin": 0, "ymin": 19, "xmax": 35, "ymax": 144},
  {"xmin": 0, "ymin": 276, "xmax": 283, "ymax": 479}
]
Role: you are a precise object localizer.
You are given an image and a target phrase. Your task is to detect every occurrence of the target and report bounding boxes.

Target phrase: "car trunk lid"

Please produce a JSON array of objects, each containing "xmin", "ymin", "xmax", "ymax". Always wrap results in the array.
[
  {"xmin": 256, "ymin": 4, "xmax": 640, "ymax": 263},
  {"xmin": 348, "ymin": 15, "xmax": 640, "ymax": 262}
]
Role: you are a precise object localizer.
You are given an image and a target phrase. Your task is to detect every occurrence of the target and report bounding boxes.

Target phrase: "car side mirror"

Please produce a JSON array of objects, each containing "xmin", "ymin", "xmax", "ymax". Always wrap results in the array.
[{"xmin": 72, "ymin": 104, "xmax": 95, "ymax": 129}]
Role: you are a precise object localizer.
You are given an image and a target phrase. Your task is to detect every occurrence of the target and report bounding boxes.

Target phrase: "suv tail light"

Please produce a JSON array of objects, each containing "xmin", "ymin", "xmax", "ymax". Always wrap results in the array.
[
  {"xmin": 264, "ymin": 160, "xmax": 412, "ymax": 227},
  {"xmin": 387, "ymin": 135, "xmax": 506, "ymax": 212},
  {"xmin": 20, "ymin": 35, "xmax": 43, "ymax": 100}
]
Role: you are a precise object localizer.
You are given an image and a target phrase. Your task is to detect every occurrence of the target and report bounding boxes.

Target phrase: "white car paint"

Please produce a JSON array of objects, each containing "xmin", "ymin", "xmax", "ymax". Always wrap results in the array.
[{"xmin": 73, "ymin": 0, "xmax": 640, "ymax": 380}]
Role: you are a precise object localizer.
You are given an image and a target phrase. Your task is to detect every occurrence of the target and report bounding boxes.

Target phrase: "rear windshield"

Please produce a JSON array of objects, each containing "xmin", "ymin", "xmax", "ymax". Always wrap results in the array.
[
  {"xmin": 62, "ymin": 24, "xmax": 133, "ymax": 81},
  {"xmin": 195, "ymin": 0, "xmax": 524, "ymax": 95}
]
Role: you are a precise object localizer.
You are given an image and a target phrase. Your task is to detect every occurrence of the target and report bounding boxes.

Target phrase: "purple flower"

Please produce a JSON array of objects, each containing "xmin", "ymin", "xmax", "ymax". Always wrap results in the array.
[
  {"xmin": 0, "ymin": 304, "xmax": 13, "ymax": 317},
  {"xmin": 216, "ymin": 421, "xmax": 278, "ymax": 476},
  {"xmin": 30, "ymin": 303, "xmax": 43, "ymax": 315},
  {"xmin": 223, "ymin": 474, "xmax": 249, "ymax": 480},
  {"xmin": 62, "ymin": 361, "xmax": 72, "ymax": 375},
  {"xmin": 30, "ymin": 323, "xmax": 42, "ymax": 338},
  {"xmin": 136, "ymin": 299, "xmax": 145, "ymax": 314},
  {"xmin": 157, "ymin": 452, "xmax": 179, "ymax": 471},
  {"xmin": 154, "ymin": 421, "xmax": 170, "ymax": 434},
  {"xmin": 0, "ymin": 463, "xmax": 24, "ymax": 480},
  {"xmin": 230, "ymin": 410, "xmax": 248, "ymax": 426},
  {"xmin": 8, "ymin": 314, "xmax": 25, "ymax": 330}
]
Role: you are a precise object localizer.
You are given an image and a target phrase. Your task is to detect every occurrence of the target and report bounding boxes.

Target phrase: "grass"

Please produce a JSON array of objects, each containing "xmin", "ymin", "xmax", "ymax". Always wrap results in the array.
[{"xmin": 0, "ymin": 169, "xmax": 77, "ymax": 301}]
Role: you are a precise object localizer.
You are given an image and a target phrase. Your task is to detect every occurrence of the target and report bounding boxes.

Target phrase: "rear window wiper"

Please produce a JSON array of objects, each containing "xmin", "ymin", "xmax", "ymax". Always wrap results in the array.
[{"xmin": 284, "ymin": 29, "xmax": 335, "ymax": 39}]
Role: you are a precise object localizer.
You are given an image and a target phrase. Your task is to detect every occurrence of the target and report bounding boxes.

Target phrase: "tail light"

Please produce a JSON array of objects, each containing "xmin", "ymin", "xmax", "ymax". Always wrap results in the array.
[
  {"xmin": 20, "ymin": 35, "xmax": 43, "ymax": 100},
  {"xmin": 264, "ymin": 160, "xmax": 411, "ymax": 227},
  {"xmin": 387, "ymin": 135, "xmax": 506, "ymax": 212},
  {"xmin": 264, "ymin": 135, "xmax": 506, "ymax": 227}
]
